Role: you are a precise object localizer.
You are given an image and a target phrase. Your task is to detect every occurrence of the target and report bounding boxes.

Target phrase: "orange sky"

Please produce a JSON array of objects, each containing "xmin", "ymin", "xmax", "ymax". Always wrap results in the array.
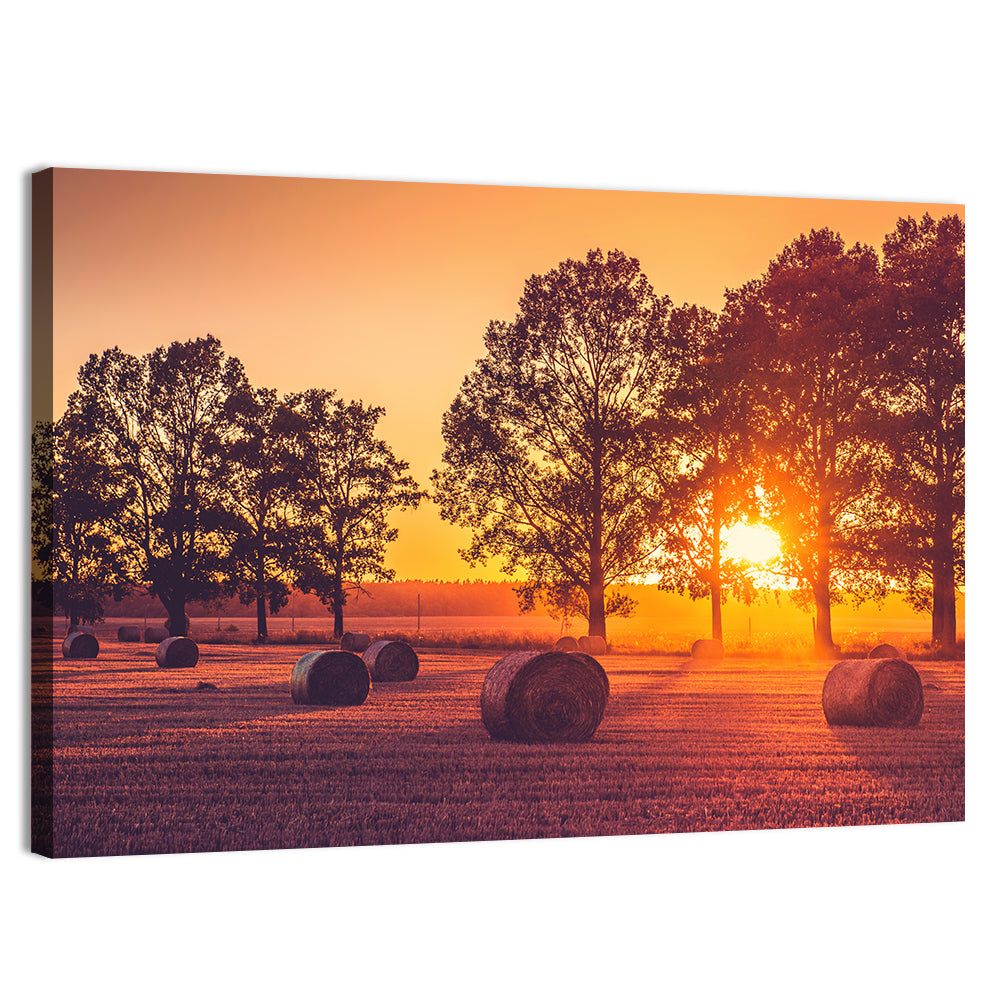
[{"xmin": 46, "ymin": 168, "xmax": 964, "ymax": 580}]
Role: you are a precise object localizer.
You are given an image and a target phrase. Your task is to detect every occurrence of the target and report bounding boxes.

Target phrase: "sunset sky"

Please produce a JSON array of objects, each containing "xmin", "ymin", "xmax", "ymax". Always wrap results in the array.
[{"xmin": 47, "ymin": 168, "xmax": 964, "ymax": 581}]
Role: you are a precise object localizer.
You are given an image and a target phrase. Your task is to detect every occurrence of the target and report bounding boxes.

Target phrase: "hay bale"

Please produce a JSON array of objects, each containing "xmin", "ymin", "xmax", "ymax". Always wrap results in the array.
[
  {"xmin": 118, "ymin": 625, "xmax": 142, "ymax": 642},
  {"xmin": 554, "ymin": 635, "xmax": 579, "ymax": 651},
  {"xmin": 579, "ymin": 635, "xmax": 607, "ymax": 655},
  {"xmin": 822, "ymin": 658, "xmax": 923, "ymax": 728},
  {"xmin": 692, "ymin": 638, "xmax": 724, "ymax": 659},
  {"xmin": 144, "ymin": 626, "xmax": 169, "ymax": 643},
  {"xmin": 290, "ymin": 650, "xmax": 371, "ymax": 706},
  {"xmin": 62, "ymin": 631, "xmax": 99, "ymax": 659},
  {"xmin": 868, "ymin": 643, "xmax": 904, "ymax": 660},
  {"xmin": 155, "ymin": 636, "xmax": 200, "ymax": 669},
  {"xmin": 481, "ymin": 650, "xmax": 609, "ymax": 743},
  {"xmin": 362, "ymin": 639, "xmax": 419, "ymax": 682},
  {"xmin": 341, "ymin": 631, "xmax": 372, "ymax": 653}
]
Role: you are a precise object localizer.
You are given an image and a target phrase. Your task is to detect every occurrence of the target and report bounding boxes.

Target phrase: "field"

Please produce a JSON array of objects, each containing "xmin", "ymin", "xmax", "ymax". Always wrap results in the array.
[{"xmin": 31, "ymin": 628, "xmax": 965, "ymax": 859}]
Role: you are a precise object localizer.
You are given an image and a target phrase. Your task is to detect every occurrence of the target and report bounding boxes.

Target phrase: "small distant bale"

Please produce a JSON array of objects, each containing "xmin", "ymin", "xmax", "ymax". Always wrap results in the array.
[
  {"xmin": 869, "ymin": 643, "xmax": 904, "ymax": 660},
  {"xmin": 155, "ymin": 636, "xmax": 200, "ymax": 669},
  {"xmin": 579, "ymin": 635, "xmax": 607, "ymax": 655},
  {"xmin": 62, "ymin": 631, "xmax": 99, "ymax": 659},
  {"xmin": 481, "ymin": 650, "xmax": 610, "ymax": 743},
  {"xmin": 341, "ymin": 631, "xmax": 372, "ymax": 653},
  {"xmin": 118, "ymin": 625, "xmax": 142, "ymax": 642},
  {"xmin": 290, "ymin": 650, "xmax": 371, "ymax": 706},
  {"xmin": 362, "ymin": 639, "xmax": 419, "ymax": 682},
  {"xmin": 144, "ymin": 626, "xmax": 169, "ymax": 643},
  {"xmin": 554, "ymin": 635, "xmax": 579, "ymax": 651},
  {"xmin": 692, "ymin": 638, "xmax": 724, "ymax": 659},
  {"xmin": 194, "ymin": 680, "xmax": 218, "ymax": 691},
  {"xmin": 822, "ymin": 658, "xmax": 923, "ymax": 728}
]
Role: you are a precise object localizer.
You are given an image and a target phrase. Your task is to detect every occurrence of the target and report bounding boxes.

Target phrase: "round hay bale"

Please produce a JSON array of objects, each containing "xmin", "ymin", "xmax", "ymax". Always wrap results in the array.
[
  {"xmin": 692, "ymin": 638, "xmax": 724, "ymax": 659},
  {"xmin": 341, "ymin": 631, "xmax": 372, "ymax": 653},
  {"xmin": 579, "ymin": 635, "xmax": 607, "ymax": 655},
  {"xmin": 155, "ymin": 636, "xmax": 200, "ymax": 669},
  {"xmin": 290, "ymin": 650, "xmax": 371, "ymax": 706},
  {"xmin": 62, "ymin": 631, "xmax": 99, "ymax": 659},
  {"xmin": 144, "ymin": 626, "xmax": 169, "ymax": 643},
  {"xmin": 481, "ymin": 650, "xmax": 609, "ymax": 743},
  {"xmin": 554, "ymin": 635, "xmax": 579, "ymax": 651},
  {"xmin": 362, "ymin": 639, "xmax": 419, "ymax": 682},
  {"xmin": 822, "ymin": 658, "xmax": 923, "ymax": 728},
  {"xmin": 868, "ymin": 643, "xmax": 904, "ymax": 660},
  {"xmin": 118, "ymin": 625, "xmax": 142, "ymax": 642}
]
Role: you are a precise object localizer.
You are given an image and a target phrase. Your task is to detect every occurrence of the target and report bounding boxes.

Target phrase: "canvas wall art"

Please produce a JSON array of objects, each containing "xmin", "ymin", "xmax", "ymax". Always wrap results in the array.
[{"xmin": 30, "ymin": 169, "xmax": 964, "ymax": 858}]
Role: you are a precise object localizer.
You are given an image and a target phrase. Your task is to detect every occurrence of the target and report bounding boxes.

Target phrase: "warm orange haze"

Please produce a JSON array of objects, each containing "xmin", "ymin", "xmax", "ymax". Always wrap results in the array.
[
  {"xmin": 32, "ymin": 169, "xmax": 964, "ymax": 860},
  {"xmin": 46, "ymin": 169, "xmax": 964, "ymax": 585}
]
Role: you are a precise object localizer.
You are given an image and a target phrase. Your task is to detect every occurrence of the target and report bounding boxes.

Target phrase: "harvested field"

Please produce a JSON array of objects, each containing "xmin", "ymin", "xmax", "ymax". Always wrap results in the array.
[{"xmin": 31, "ymin": 638, "xmax": 964, "ymax": 858}]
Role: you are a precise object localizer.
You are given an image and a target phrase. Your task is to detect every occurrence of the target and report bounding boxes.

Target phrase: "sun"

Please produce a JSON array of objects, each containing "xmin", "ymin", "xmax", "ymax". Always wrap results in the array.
[{"xmin": 722, "ymin": 521, "xmax": 781, "ymax": 564}]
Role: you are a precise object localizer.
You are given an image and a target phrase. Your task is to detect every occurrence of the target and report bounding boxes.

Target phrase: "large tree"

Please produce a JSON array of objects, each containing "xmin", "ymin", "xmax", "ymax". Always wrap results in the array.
[
  {"xmin": 291, "ymin": 389, "xmax": 425, "ymax": 637},
  {"xmin": 69, "ymin": 335, "xmax": 248, "ymax": 635},
  {"xmin": 648, "ymin": 304, "xmax": 760, "ymax": 641},
  {"xmin": 727, "ymin": 229, "xmax": 889, "ymax": 655},
  {"xmin": 880, "ymin": 213, "xmax": 964, "ymax": 651},
  {"xmin": 31, "ymin": 413, "xmax": 133, "ymax": 629},
  {"xmin": 432, "ymin": 248, "xmax": 673, "ymax": 639},
  {"xmin": 218, "ymin": 385, "xmax": 311, "ymax": 641}
]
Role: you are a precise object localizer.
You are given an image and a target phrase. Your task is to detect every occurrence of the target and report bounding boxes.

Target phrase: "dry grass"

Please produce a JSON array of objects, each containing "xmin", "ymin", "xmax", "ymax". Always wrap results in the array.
[{"xmin": 32, "ymin": 637, "xmax": 964, "ymax": 857}]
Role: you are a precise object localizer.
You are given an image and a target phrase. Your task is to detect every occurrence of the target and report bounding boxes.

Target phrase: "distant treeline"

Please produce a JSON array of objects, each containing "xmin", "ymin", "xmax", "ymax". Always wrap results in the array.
[{"xmin": 104, "ymin": 580, "xmax": 718, "ymax": 620}]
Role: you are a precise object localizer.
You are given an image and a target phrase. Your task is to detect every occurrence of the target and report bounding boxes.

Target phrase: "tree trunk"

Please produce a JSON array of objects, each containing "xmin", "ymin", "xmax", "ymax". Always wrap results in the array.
[
  {"xmin": 932, "ymin": 500, "xmax": 957, "ymax": 654},
  {"xmin": 164, "ymin": 595, "xmax": 187, "ymax": 636},
  {"xmin": 256, "ymin": 594, "xmax": 268, "ymax": 642},
  {"xmin": 333, "ymin": 567, "xmax": 345, "ymax": 638},
  {"xmin": 813, "ymin": 501, "xmax": 835, "ymax": 655},
  {"xmin": 711, "ymin": 458, "xmax": 723, "ymax": 641},
  {"xmin": 587, "ymin": 584, "xmax": 606, "ymax": 640}
]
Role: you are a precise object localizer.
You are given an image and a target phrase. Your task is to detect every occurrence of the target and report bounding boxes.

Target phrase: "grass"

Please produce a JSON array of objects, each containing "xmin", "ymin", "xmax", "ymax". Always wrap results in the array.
[{"xmin": 33, "ymin": 637, "xmax": 964, "ymax": 857}]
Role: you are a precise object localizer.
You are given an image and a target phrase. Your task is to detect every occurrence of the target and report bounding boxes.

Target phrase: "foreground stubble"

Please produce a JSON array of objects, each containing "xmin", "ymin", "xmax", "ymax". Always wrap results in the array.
[{"xmin": 33, "ymin": 641, "xmax": 964, "ymax": 857}]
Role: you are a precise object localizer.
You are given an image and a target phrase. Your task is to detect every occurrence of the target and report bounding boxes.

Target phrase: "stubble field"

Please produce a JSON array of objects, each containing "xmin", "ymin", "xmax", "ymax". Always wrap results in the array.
[{"xmin": 32, "ymin": 638, "xmax": 965, "ymax": 858}]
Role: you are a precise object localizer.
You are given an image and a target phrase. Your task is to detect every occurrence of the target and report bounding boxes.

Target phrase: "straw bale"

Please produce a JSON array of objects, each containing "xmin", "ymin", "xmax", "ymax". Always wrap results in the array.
[
  {"xmin": 692, "ymin": 638, "xmax": 724, "ymax": 659},
  {"xmin": 868, "ymin": 643, "xmax": 904, "ymax": 660},
  {"xmin": 554, "ymin": 635, "xmax": 579, "ymax": 651},
  {"xmin": 362, "ymin": 639, "xmax": 419, "ymax": 682},
  {"xmin": 480, "ymin": 649, "xmax": 609, "ymax": 743},
  {"xmin": 118, "ymin": 625, "xmax": 142, "ymax": 642},
  {"xmin": 290, "ymin": 650, "xmax": 371, "ymax": 706},
  {"xmin": 822, "ymin": 658, "xmax": 923, "ymax": 727},
  {"xmin": 144, "ymin": 626, "xmax": 169, "ymax": 643},
  {"xmin": 341, "ymin": 632, "xmax": 372, "ymax": 653},
  {"xmin": 155, "ymin": 636, "xmax": 200, "ymax": 669},
  {"xmin": 62, "ymin": 631, "xmax": 99, "ymax": 659},
  {"xmin": 579, "ymin": 635, "xmax": 607, "ymax": 655}
]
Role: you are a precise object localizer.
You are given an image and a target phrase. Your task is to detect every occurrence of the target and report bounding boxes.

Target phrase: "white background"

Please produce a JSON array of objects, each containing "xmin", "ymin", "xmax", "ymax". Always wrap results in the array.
[{"xmin": 3, "ymin": 3, "xmax": 994, "ymax": 997}]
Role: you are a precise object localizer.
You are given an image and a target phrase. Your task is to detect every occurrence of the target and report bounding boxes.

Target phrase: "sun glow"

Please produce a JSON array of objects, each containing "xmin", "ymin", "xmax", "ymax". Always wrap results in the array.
[{"xmin": 722, "ymin": 522, "xmax": 782, "ymax": 564}]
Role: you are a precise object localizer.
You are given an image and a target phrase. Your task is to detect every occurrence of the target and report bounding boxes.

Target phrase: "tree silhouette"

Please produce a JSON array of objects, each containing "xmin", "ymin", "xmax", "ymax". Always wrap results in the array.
[
  {"xmin": 70, "ymin": 335, "xmax": 248, "ymax": 635},
  {"xmin": 727, "ymin": 229, "xmax": 889, "ymax": 655},
  {"xmin": 433, "ymin": 248, "xmax": 672, "ymax": 638},
  {"xmin": 879, "ymin": 213, "xmax": 964, "ymax": 652},
  {"xmin": 647, "ymin": 304, "xmax": 760, "ymax": 640},
  {"xmin": 31, "ymin": 414, "xmax": 133, "ymax": 629},
  {"xmin": 218, "ymin": 386, "xmax": 310, "ymax": 641},
  {"xmin": 290, "ymin": 390, "xmax": 425, "ymax": 637}
]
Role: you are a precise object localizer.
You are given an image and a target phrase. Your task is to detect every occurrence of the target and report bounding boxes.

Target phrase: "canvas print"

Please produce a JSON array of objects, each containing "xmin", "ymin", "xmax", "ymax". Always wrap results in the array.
[{"xmin": 30, "ymin": 169, "xmax": 964, "ymax": 858}]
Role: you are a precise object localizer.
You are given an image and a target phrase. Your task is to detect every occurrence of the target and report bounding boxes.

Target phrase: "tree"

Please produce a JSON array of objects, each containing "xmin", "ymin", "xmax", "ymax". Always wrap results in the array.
[
  {"xmin": 647, "ymin": 304, "xmax": 760, "ymax": 640},
  {"xmin": 880, "ymin": 213, "xmax": 964, "ymax": 651},
  {"xmin": 290, "ymin": 389, "xmax": 425, "ymax": 637},
  {"xmin": 726, "ymin": 229, "xmax": 889, "ymax": 655},
  {"xmin": 31, "ymin": 414, "xmax": 133, "ymax": 629},
  {"xmin": 69, "ymin": 335, "xmax": 248, "ymax": 635},
  {"xmin": 219, "ymin": 385, "xmax": 311, "ymax": 641},
  {"xmin": 432, "ymin": 248, "xmax": 673, "ymax": 638}
]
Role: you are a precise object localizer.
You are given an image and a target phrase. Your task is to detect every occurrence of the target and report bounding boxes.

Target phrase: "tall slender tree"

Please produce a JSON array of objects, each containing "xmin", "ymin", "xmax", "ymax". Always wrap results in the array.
[
  {"xmin": 70, "ymin": 335, "xmax": 248, "ymax": 635},
  {"xmin": 647, "ymin": 304, "xmax": 760, "ymax": 641},
  {"xmin": 432, "ymin": 248, "xmax": 673, "ymax": 638},
  {"xmin": 31, "ymin": 413, "xmax": 133, "ymax": 629},
  {"xmin": 727, "ymin": 229, "xmax": 889, "ymax": 655},
  {"xmin": 880, "ymin": 213, "xmax": 964, "ymax": 651},
  {"xmin": 291, "ymin": 389, "xmax": 425, "ymax": 637},
  {"xmin": 219, "ymin": 386, "xmax": 311, "ymax": 641}
]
